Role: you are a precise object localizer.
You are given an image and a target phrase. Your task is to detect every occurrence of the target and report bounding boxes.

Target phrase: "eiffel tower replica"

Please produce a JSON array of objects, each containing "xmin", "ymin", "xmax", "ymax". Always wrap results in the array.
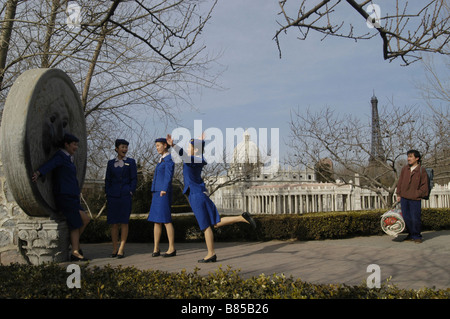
[
  {"xmin": 367, "ymin": 93, "xmax": 394, "ymax": 189},
  {"xmin": 369, "ymin": 93, "xmax": 385, "ymax": 163}
]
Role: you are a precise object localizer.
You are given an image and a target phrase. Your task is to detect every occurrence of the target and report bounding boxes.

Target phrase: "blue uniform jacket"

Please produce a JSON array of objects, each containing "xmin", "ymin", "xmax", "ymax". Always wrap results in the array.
[
  {"xmin": 151, "ymin": 154, "xmax": 175, "ymax": 193},
  {"xmin": 38, "ymin": 149, "xmax": 80, "ymax": 196},
  {"xmin": 173, "ymin": 145, "xmax": 207, "ymax": 194},
  {"xmin": 105, "ymin": 157, "xmax": 138, "ymax": 198}
]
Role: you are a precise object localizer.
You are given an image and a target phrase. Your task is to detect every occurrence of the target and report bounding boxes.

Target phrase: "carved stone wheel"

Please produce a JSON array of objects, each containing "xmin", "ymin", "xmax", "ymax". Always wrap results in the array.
[{"xmin": 1, "ymin": 68, "xmax": 87, "ymax": 217}]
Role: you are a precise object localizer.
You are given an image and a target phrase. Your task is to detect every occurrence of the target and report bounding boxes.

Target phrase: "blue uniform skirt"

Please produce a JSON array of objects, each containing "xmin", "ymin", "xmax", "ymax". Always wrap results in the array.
[
  {"xmin": 148, "ymin": 191, "xmax": 173, "ymax": 223},
  {"xmin": 54, "ymin": 195, "xmax": 83, "ymax": 230},
  {"xmin": 189, "ymin": 192, "xmax": 221, "ymax": 231},
  {"xmin": 107, "ymin": 194, "xmax": 132, "ymax": 224}
]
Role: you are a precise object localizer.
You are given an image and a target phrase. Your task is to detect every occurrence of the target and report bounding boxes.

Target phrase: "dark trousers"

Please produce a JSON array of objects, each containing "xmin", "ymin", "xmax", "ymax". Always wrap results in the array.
[{"xmin": 400, "ymin": 197, "xmax": 422, "ymax": 239}]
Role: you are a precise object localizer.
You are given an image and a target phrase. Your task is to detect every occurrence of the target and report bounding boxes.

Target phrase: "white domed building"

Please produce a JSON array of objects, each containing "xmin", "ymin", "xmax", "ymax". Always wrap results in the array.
[
  {"xmin": 209, "ymin": 131, "xmax": 450, "ymax": 215},
  {"xmin": 210, "ymin": 131, "xmax": 320, "ymax": 214},
  {"xmin": 229, "ymin": 130, "xmax": 263, "ymax": 176}
]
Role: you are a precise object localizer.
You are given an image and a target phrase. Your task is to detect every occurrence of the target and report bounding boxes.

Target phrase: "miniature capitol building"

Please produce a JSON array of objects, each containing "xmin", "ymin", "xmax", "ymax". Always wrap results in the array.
[{"xmin": 210, "ymin": 132, "xmax": 450, "ymax": 215}]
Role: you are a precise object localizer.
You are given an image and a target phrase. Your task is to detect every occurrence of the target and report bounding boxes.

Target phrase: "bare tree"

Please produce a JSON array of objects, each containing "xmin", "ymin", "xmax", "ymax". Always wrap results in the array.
[
  {"xmin": 415, "ymin": 56, "xmax": 450, "ymax": 184},
  {"xmin": 287, "ymin": 103, "xmax": 446, "ymax": 206},
  {"xmin": 0, "ymin": 0, "xmax": 19, "ymax": 91},
  {"xmin": 203, "ymin": 158, "xmax": 264, "ymax": 197},
  {"xmin": 417, "ymin": 55, "xmax": 450, "ymax": 115},
  {"xmin": 274, "ymin": 0, "xmax": 450, "ymax": 65},
  {"xmin": 0, "ymin": 0, "xmax": 220, "ymax": 176}
]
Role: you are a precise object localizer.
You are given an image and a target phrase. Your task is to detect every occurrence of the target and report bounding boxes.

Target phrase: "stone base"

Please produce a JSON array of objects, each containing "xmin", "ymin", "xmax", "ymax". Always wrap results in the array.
[
  {"xmin": 17, "ymin": 218, "xmax": 70, "ymax": 264},
  {"xmin": 0, "ymin": 246, "xmax": 27, "ymax": 265}
]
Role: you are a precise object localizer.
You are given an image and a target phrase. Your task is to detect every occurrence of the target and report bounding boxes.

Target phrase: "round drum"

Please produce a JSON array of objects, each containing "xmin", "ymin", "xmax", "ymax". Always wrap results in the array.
[{"xmin": 1, "ymin": 68, "xmax": 86, "ymax": 217}]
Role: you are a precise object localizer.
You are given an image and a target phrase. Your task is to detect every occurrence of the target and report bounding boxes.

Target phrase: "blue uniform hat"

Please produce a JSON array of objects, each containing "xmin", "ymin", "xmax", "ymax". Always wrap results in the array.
[
  {"xmin": 155, "ymin": 137, "xmax": 170, "ymax": 149},
  {"xmin": 190, "ymin": 138, "xmax": 205, "ymax": 147},
  {"xmin": 115, "ymin": 139, "xmax": 129, "ymax": 148},
  {"xmin": 63, "ymin": 133, "xmax": 79, "ymax": 144}
]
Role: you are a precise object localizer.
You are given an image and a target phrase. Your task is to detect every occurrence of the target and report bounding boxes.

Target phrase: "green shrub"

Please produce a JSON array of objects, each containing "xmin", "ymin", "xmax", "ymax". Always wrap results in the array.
[
  {"xmin": 0, "ymin": 263, "xmax": 448, "ymax": 299},
  {"xmin": 82, "ymin": 208, "xmax": 450, "ymax": 243}
]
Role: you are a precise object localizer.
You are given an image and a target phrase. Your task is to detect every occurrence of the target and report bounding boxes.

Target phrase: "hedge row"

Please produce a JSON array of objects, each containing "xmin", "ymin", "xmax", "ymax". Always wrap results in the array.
[
  {"xmin": 82, "ymin": 208, "xmax": 450, "ymax": 244},
  {"xmin": 2, "ymin": 208, "xmax": 449, "ymax": 299},
  {"xmin": 0, "ymin": 263, "xmax": 448, "ymax": 299}
]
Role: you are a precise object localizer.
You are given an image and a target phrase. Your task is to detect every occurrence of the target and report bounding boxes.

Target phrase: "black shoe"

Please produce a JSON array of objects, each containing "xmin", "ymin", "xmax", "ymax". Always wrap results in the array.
[
  {"xmin": 117, "ymin": 252, "xmax": 125, "ymax": 259},
  {"xmin": 163, "ymin": 250, "xmax": 177, "ymax": 258},
  {"xmin": 198, "ymin": 255, "xmax": 217, "ymax": 263},
  {"xmin": 111, "ymin": 252, "xmax": 118, "ymax": 258},
  {"xmin": 242, "ymin": 212, "xmax": 256, "ymax": 229},
  {"xmin": 402, "ymin": 235, "xmax": 413, "ymax": 242},
  {"xmin": 70, "ymin": 254, "xmax": 88, "ymax": 261},
  {"xmin": 152, "ymin": 250, "xmax": 160, "ymax": 257}
]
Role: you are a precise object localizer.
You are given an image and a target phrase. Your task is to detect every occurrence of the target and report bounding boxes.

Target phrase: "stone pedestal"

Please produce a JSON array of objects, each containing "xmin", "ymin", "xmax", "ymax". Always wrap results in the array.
[
  {"xmin": 17, "ymin": 219, "xmax": 70, "ymax": 264},
  {"xmin": 0, "ymin": 68, "xmax": 86, "ymax": 265}
]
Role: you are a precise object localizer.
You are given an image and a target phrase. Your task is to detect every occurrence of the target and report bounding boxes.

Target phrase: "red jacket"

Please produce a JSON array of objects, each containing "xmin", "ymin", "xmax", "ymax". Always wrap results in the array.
[{"xmin": 396, "ymin": 164, "xmax": 429, "ymax": 201}]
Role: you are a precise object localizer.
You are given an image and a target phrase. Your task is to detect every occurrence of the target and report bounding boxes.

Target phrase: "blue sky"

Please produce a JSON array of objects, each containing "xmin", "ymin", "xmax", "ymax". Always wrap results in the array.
[{"xmin": 147, "ymin": 1, "xmax": 444, "ymax": 165}]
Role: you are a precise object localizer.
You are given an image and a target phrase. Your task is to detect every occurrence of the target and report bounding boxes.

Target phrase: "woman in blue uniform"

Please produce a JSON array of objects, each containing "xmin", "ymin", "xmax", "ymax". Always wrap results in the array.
[
  {"xmin": 32, "ymin": 133, "xmax": 90, "ymax": 261},
  {"xmin": 105, "ymin": 139, "xmax": 137, "ymax": 258},
  {"xmin": 166, "ymin": 134, "xmax": 256, "ymax": 263},
  {"xmin": 147, "ymin": 138, "xmax": 176, "ymax": 257}
]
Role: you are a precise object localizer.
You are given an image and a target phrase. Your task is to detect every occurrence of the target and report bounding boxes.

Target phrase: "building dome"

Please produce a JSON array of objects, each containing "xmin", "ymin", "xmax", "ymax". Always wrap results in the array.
[{"xmin": 232, "ymin": 130, "xmax": 261, "ymax": 165}]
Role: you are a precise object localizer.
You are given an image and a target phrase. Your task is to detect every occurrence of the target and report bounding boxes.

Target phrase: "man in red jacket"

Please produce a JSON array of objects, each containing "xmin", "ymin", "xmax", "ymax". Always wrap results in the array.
[{"xmin": 396, "ymin": 150, "xmax": 429, "ymax": 243}]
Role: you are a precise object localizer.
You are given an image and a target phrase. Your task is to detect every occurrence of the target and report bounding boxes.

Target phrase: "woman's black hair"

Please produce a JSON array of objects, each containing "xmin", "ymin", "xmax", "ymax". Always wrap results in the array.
[
  {"xmin": 60, "ymin": 133, "xmax": 79, "ymax": 147},
  {"xmin": 155, "ymin": 138, "xmax": 170, "ymax": 149},
  {"xmin": 115, "ymin": 139, "xmax": 129, "ymax": 148},
  {"xmin": 407, "ymin": 149, "xmax": 421, "ymax": 163}
]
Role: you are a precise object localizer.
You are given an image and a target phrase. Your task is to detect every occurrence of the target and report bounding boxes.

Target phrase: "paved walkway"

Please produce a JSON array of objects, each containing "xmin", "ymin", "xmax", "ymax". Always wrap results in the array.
[{"xmin": 73, "ymin": 230, "xmax": 450, "ymax": 290}]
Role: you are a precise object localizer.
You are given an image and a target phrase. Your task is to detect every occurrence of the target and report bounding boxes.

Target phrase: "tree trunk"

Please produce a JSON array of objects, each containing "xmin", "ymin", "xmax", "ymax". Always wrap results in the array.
[
  {"xmin": 41, "ymin": 0, "xmax": 60, "ymax": 68},
  {"xmin": 0, "ymin": 0, "xmax": 19, "ymax": 90},
  {"xmin": 82, "ymin": 24, "xmax": 108, "ymax": 112}
]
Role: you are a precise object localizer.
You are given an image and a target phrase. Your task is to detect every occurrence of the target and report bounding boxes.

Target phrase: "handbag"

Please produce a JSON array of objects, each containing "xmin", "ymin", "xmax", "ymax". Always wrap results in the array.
[{"xmin": 380, "ymin": 202, "xmax": 405, "ymax": 237}]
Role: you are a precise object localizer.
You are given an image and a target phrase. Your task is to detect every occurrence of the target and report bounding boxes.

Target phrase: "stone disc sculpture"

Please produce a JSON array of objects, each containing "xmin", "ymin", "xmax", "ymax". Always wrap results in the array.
[{"xmin": 1, "ymin": 68, "xmax": 87, "ymax": 218}]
